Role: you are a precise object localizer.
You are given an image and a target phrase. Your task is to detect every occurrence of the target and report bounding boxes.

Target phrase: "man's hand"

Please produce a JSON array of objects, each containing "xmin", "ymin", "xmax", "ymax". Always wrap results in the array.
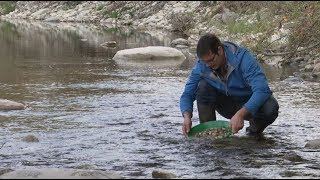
[
  {"xmin": 182, "ymin": 112, "xmax": 192, "ymax": 136},
  {"xmin": 229, "ymin": 107, "xmax": 248, "ymax": 134}
]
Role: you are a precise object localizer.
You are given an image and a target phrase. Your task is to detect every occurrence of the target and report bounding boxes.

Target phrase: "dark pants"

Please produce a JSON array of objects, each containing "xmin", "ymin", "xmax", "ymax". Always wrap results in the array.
[{"xmin": 195, "ymin": 79, "xmax": 279, "ymax": 133}]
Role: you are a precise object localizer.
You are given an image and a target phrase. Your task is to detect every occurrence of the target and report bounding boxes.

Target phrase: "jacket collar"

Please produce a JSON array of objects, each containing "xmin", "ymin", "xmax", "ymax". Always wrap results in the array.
[{"xmin": 223, "ymin": 41, "xmax": 243, "ymax": 68}]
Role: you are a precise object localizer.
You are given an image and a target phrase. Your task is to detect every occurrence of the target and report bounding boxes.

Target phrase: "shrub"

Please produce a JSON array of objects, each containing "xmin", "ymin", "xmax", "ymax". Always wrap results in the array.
[
  {"xmin": 0, "ymin": 1, "xmax": 16, "ymax": 14},
  {"xmin": 221, "ymin": 1, "xmax": 320, "ymax": 62},
  {"xmin": 168, "ymin": 11, "xmax": 195, "ymax": 35},
  {"xmin": 62, "ymin": 1, "xmax": 82, "ymax": 10}
]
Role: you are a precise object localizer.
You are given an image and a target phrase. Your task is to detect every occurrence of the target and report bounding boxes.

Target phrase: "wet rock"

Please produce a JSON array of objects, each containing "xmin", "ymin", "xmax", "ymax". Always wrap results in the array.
[
  {"xmin": 304, "ymin": 64, "xmax": 314, "ymax": 72},
  {"xmin": 44, "ymin": 16, "xmax": 60, "ymax": 22},
  {"xmin": 284, "ymin": 153, "xmax": 304, "ymax": 162},
  {"xmin": 0, "ymin": 168, "xmax": 123, "ymax": 179},
  {"xmin": 311, "ymin": 72, "xmax": 319, "ymax": 79},
  {"xmin": 280, "ymin": 170, "xmax": 300, "ymax": 177},
  {"xmin": 292, "ymin": 57, "xmax": 304, "ymax": 63},
  {"xmin": 136, "ymin": 23, "xmax": 147, "ymax": 31},
  {"xmin": 112, "ymin": 46, "xmax": 186, "ymax": 67},
  {"xmin": 152, "ymin": 169, "xmax": 177, "ymax": 179},
  {"xmin": 312, "ymin": 63, "xmax": 320, "ymax": 73},
  {"xmin": 175, "ymin": 44, "xmax": 189, "ymax": 49},
  {"xmin": 0, "ymin": 99, "xmax": 25, "ymax": 110},
  {"xmin": 170, "ymin": 38, "xmax": 189, "ymax": 48},
  {"xmin": 0, "ymin": 168, "xmax": 13, "ymax": 176},
  {"xmin": 22, "ymin": 135, "xmax": 39, "ymax": 142},
  {"xmin": 221, "ymin": 8, "xmax": 237, "ymax": 24},
  {"xmin": 100, "ymin": 41, "xmax": 117, "ymax": 47},
  {"xmin": 304, "ymin": 139, "xmax": 320, "ymax": 149},
  {"xmin": 178, "ymin": 48, "xmax": 196, "ymax": 69},
  {"xmin": 281, "ymin": 76, "xmax": 304, "ymax": 83}
]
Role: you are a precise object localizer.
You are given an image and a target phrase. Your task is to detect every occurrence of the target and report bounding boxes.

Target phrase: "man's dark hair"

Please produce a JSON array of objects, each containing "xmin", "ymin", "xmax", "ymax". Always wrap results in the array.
[{"xmin": 196, "ymin": 33, "xmax": 223, "ymax": 58}]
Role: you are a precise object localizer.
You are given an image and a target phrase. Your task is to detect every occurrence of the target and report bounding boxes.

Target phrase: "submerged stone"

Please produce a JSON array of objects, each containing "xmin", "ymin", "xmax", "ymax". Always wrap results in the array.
[
  {"xmin": 0, "ymin": 168, "xmax": 123, "ymax": 179},
  {"xmin": 22, "ymin": 135, "xmax": 39, "ymax": 143}
]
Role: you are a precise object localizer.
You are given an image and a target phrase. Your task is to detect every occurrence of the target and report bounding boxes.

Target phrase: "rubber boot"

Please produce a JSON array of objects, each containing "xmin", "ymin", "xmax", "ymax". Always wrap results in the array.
[
  {"xmin": 246, "ymin": 119, "xmax": 266, "ymax": 137},
  {"xmin": 197, "ymin": 102, "xmax": 216, "ymax": 123}
]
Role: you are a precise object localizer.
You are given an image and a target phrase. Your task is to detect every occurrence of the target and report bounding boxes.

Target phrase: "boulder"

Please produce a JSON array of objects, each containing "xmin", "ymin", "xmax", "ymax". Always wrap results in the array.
[
  {"xmin": 0, "ymin": 99, "xmax": 25, "ymax": 110},
  {"xmin": 112, "ymin": 46, "xmax": 186, "ymax": 67}
]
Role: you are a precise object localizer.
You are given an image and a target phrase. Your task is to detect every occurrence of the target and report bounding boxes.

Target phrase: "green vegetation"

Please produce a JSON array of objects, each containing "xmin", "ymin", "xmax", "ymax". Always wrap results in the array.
[
  {"xmin": 97, "ymin": 5, "xmax": 104, "ymax": 11},
  {"xmin": 204, "ymin": 1, "xmax": 320, "ymax": 61},
  {"xmin": 104, "ymin": 10, "xmax": 120, "ymax": 19},
  {"xmin": 281, "ymin": 2, "xmax": 320, "ymax": 59},
  {"xmin": 0, "ymin": 21, "xmax": 18, "ymax": 35},
  {"xmin": 62, "ymin": 1, "xmax": 82, "ymax": 10},
  {"xmin": 0, "ymin": 1, "xmax": 16, "ymax": 14},
  {"xmin": 102, "ymin": 6, "xmax": 133, "ymax": 19},
  {"xmin": 226, "ymin": 18, "xmax": 272, "ymax": 35},
  {"xmin": 102, "ymin": 27, "xmax": 133, "ymax": 37},
  {"xmin": 168, "ymin": 11, "xmax": 195, "ymax": 36}
]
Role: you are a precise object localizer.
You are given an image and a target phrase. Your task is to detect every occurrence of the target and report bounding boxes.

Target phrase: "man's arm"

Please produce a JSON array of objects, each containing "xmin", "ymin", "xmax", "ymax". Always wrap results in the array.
[
  {"xmin": 182, "ymin": 112, "xmax": 192, "ymax": 136},
  {"xmin": 229, "ymin": 50, "xmax": 271, "ymax": 134},
  {"xmin": 180, "ymin": 62, "xmax": 202, "ymax": 136},
  {"xmin": 179, "ymin": 62, "xmax": 202, "ymax": 115},
  {"xmin": 241, "ymin": 51, "xmax": 272, "ymax": 116}
]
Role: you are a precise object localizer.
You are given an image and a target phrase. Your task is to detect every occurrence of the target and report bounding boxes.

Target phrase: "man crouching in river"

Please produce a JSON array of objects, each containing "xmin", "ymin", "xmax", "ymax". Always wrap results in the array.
[{"xmin": 180, "ymin": 33, "xmax": 279, "ymax": 137}]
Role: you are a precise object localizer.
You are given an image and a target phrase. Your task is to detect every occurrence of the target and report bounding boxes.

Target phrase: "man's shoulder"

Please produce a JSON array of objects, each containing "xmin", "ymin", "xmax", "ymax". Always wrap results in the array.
[
  {"xmin": 190, "ymin": 59, "xmax": 209, "ymax": 74},
  {"xmin": 223, "ymin": 41, "xmax": 243, "ymax": 54}
]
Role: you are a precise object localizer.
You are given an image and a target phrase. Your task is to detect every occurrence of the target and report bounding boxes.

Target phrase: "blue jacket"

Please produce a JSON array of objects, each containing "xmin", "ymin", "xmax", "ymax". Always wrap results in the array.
[{"xmin": 180, "ymin": 41, "xmax": 272, "ymax": 116}]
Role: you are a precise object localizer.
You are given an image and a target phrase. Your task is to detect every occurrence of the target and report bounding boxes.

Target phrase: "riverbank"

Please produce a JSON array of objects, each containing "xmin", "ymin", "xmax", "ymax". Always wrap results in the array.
[{"xmin": 1, "ymin": 1, "xmax": 319, "ymax": 81}]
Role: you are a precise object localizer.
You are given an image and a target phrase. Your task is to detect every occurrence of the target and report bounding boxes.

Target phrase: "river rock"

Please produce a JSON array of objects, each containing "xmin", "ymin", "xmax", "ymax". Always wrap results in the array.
[
  {"xmin": 22, "ymin": 135, "xmax": 39, "ymax": 142},
  {"xmin": 0, "ymin": 99, "xmax": 25, "ymax": 110},
  {"xmin": 152, "ymin": 169, "xmax": 177, "ymax": 179},
  {"xmin": 100, "ymin": 41, "xmax": 117, "ymax": 47},
  {"xmin": 304, "ymin": 139, "xmax": 320, "ymax": 149},
  {"xmin": 0, "ymin": 168, "xmax": 13, "ymax": 176},
  {"xmin": 112, "ymin": 46, "xmax": 186, "ymax": 67},
  {"xmin": 0, "ymin": 168, "xmax": 123, "ymax": 179},
  {"xmin": 312, "ymin": 63, "xmax": 320, "ymax": 73},
  {"xmin": 170, "ymin": 38, "xmax": 189, "ymax": 48}
]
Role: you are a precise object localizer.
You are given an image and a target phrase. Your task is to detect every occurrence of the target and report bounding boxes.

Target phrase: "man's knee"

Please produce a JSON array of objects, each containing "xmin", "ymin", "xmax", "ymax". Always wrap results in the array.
[
  {"xmin": 195, "ymin": 79, "xmax": 217, "ymax": 104},
  {"xmin": 257, "ymin": 95, "xmax": 279, "ymax": 124}
]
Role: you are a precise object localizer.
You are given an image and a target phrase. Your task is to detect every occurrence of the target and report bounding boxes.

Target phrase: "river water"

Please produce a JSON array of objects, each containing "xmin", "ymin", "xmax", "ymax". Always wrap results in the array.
[{"xmin": 0, "ymin": 19, "xmax": 319, "ymax": 179}]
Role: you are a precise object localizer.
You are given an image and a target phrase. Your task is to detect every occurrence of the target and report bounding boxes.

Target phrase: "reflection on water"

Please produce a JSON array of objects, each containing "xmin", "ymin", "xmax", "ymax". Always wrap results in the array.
[{"xmin": 0, "ymin": 19, "xmax": 319, "ymax": 179}]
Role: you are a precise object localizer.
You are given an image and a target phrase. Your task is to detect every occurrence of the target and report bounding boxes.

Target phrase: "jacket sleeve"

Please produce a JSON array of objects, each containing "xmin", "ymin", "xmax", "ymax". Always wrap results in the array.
[
  {"xmin": 180, "ymin": 62, "xmax": 202, "ymax": 117},
  {"xmin": 240, "ymin": 51, "xmax": 272, "ymax": 115}
]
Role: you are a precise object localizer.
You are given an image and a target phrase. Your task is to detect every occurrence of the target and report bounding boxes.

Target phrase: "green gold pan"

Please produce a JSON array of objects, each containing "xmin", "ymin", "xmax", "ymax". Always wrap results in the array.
[{"xmin": 187, "ymin": 120, "xmax": 232, "ymax": 138}]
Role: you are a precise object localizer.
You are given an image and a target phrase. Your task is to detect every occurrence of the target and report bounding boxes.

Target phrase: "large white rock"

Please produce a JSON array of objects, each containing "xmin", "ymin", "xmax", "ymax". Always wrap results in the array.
[
  {"xmin": 112, "ymin": 46, "xmax": 186, "ymax": 67},
  {"xmin": 0, "ymin": 99, "xmax": 25, "ymax": 110},
  {"xmin": 0, "ymin": 168, "xmax": 123, "ymax": 179}
]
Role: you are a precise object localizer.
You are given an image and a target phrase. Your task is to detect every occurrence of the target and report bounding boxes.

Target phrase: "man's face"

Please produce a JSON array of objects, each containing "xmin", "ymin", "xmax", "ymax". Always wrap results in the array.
[{"xmin": 201, "ymin": 46, "xmax": 224, "ymax": 70}]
